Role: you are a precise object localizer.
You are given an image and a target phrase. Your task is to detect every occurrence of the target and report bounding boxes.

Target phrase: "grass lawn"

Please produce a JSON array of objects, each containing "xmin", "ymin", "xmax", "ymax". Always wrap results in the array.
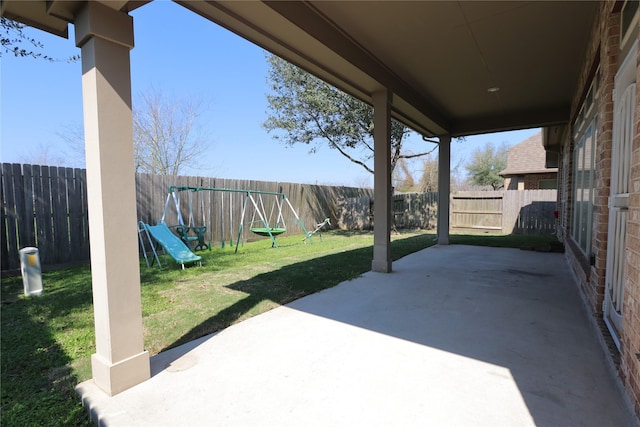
[{"xmin": 1, "ymin": 229, "xmax": 559, "ymax": 426}]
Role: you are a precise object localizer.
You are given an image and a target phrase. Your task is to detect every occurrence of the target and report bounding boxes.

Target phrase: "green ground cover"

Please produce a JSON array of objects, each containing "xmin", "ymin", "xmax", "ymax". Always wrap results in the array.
[{"xmin": 1, "ymin": 230, "xmax": 558, "ymax": 425}]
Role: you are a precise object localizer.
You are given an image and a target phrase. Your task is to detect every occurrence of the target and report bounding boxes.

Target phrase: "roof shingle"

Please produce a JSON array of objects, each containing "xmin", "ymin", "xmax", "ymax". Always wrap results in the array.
[{"xmin": 500, "ymin": 132, "xmax": 558, "ymax": 175}]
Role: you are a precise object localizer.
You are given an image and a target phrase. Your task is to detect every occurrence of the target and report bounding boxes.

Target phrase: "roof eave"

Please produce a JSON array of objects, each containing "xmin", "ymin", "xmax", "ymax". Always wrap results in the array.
[
  {"xmin": 500, "ymin": 168, "xmax": 559, "ymax": 176},
  {"xmin": 1, "ymin": 0, "xmax": 151, "ymax": 39}
]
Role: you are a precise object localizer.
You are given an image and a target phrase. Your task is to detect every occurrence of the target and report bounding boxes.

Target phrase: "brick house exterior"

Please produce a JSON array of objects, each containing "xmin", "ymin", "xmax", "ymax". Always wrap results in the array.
[
  {"xmin": 500, "ymin": 132, "xmax": 558, "ymax": 190},
  {"xmin": 552, "ymin": 1, "xmax": 640, "ymax": 417}
]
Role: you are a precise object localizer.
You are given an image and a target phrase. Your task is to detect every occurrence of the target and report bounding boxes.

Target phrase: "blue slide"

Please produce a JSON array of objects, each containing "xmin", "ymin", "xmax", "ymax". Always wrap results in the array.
[{"xmin": 140, "ymin": 222, "xmax": 201, "ymax": 269}]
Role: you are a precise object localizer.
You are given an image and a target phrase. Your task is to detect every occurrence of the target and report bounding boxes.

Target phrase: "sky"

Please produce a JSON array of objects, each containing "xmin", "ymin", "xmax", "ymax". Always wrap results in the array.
[{"xmin": 1, "ymin": 1, "xmax": 539, "ymax": 188}]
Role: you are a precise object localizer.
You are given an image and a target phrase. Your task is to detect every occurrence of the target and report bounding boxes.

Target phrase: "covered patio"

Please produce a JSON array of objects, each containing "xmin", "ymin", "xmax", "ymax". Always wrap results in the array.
[
  {"xmin": 76, "ymin": 245, "xmax": 638, "ymax": 426},
  {"xmin": 6, "ymin": 1, "xmax": 639, "ymax": 420}
]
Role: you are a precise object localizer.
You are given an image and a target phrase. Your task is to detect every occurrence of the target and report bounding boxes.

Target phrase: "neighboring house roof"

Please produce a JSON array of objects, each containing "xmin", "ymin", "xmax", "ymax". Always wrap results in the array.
[{"xmin": 500, "ymin": 132, "xmax": 558, "ymax": 175}]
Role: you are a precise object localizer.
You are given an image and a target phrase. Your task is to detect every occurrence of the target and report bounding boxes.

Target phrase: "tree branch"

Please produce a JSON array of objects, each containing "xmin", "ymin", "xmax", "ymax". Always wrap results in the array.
[
  {"xmin": 310, "ymin": 112, "xmax": 374, "ymax": 174},
  {"xmin": 399, "ymin": 145, "xmax": 438, "ymax": 160},
  {"xmin": 327, "ymin": 139, "xmax": 375, "ymax": 174}
]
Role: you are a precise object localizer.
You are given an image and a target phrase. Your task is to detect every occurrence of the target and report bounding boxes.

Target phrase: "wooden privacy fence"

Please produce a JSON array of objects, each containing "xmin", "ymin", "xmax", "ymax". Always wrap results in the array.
[
  {"xmin": 502, "ymin": 189, "xmax": 558, "ymax": 234},
  {"xmin": 340, "ymin": 190, "xmax": 557, "ymax": 234},
  {"xmin": 451, "ymin": 191, "xmax": 504, "ymax": 232},
  {"xmin": 451, "ymin": 190, "xmax": 557, "ymax": 234},
  {"xmin": 1, "ymin": 162, "xmax": 558, "ymax": 272},
  {"xmin": 1, "ymin": 163, "xmax": 371, "ymax": 272},
  {"xmin": 1, "ymin": 164, "xmax": 90, "ymax": 271},
  {"xmin": 134, "ymin": 172, "xmax": 372, "ymax": 248},
  {"xmin": 336, "ymin": 192, "xmax": 438, "ymax": 230}
]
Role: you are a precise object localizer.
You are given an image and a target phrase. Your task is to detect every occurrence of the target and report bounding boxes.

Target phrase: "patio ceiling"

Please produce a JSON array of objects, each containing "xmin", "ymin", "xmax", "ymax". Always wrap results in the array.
[{"xmin": 2, "ymin": 0, "xmax": 599, "ymax": 137}]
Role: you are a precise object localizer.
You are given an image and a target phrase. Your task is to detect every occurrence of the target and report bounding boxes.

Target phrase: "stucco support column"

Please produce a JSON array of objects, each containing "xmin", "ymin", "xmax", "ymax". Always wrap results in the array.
[
  {"xmin": 437, "ymin": 136, "xmax": 451, "ymax": 245},
  {"xmin": 371, "ymin": 89, "xmax": 392, "ymax": 272},
  {"xmin": 75, "ymin": 2, "xmax": 149, "ymax": 396}
]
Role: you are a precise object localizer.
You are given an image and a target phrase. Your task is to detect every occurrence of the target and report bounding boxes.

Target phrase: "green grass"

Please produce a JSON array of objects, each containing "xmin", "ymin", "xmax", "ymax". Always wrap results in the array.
[
  {"xmin": 450, "ymin": 231, "xmax": 560, "ymax": 249},
  {"xmin": 450, "ymin": 233, "xmax": 558, "ymax": 251},
  {"xmin": 1, "ymin": 230, "xmax": 558, "ymax": 425},
  {"xmin": 1, "ymin": 267, "xmax": 94, "ymax": 426}
]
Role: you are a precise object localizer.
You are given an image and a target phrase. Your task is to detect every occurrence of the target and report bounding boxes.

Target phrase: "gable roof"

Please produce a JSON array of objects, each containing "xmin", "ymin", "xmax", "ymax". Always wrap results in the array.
[{"xmin": 500, "ymin": 132, "xmax": 558, "ymax": 175}]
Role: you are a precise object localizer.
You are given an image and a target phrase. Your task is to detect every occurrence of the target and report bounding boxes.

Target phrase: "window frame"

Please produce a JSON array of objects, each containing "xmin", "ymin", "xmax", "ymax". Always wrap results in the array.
[{"xmin": 571, "ymin": 77, "xmax": 598, "ymax": 256}]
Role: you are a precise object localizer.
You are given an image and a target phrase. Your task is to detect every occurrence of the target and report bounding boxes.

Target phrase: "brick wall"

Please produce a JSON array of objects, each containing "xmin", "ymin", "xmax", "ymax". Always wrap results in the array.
[
  {"xmin": 523, "ymin": 172, "xmax": 557, "ymax": 189},
  {"xmin": 504, "ymin": 172, "xmax": 557, "ymax": 190},
  {"xmin": 563, "ymin": 1, "xmax": 640, "ymax": 418},
  {"xmin": 590, "ymin": 4, "xmax": 619, "ymax": 316}
]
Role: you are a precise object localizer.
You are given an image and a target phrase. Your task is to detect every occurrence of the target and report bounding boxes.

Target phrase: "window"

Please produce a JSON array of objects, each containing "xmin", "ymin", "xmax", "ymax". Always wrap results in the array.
[
  {"xmin": 539, "ymin": 179, "xmax": 557, "ymax": 190},
  {"xmin": 571, "ymin": 77, "xmax": 598, "ymax": 255},
  {"xmin": 621, "ymin": 0, "xmax": 639, "ymax": 47}
]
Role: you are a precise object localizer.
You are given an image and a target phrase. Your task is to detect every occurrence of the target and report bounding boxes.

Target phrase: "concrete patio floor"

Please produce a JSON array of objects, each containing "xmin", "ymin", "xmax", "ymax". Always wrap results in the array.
[{"xmin": 77, "ymin": 245, "xmax": 639, "ymax": 426}]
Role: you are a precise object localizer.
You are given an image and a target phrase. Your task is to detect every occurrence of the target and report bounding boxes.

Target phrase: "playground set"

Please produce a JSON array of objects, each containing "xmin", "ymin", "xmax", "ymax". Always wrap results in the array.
[{"xmin": 138, "ymin": 186, "xmax": 330, "ymax": 268}]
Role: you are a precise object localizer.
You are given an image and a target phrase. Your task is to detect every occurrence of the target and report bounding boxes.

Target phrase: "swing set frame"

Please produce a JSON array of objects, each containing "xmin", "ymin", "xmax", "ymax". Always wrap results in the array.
[{"xmin": 162, "ymin": 186, "xmax": 313, "ymax": 252}]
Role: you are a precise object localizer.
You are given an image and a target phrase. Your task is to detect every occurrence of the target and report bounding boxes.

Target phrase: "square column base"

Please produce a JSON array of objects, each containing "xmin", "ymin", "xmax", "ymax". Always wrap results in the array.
[
  {"xmin": 91, "ymin": 350, "xmax": 150, "ymax": 396},
  {"xmin": 372, "ymin": 243, "xmax": 392, "ymax": 272},
  {"xmin": 371, "ymin": 259, "xmax": 392, "ymax": 273}
]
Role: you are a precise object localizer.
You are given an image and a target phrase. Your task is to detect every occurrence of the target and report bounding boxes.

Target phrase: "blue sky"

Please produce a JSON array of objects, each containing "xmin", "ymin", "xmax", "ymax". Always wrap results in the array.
[{"xmin": 1, "ymin": 1, "xmax": 539, "ymax": 187}]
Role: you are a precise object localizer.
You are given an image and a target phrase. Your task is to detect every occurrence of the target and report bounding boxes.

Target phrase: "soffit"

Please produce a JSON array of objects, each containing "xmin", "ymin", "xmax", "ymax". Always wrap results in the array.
[{"xmin": 179, "ymin": 0, "xmax": 598, "ymax": 137}]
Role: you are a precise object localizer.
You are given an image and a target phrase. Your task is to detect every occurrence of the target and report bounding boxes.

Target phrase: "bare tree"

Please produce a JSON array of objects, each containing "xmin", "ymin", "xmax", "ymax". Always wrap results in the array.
[
  {"xmin": 416, "ymin": 150, "xmax": 468, "ymax": 193},
  {"xmin": 393, "ymin": 158, "xmax": 416, "ymax": 192},
  {"xmin": 418, "ymin": 154, "xmax": 439, "ymax": 193},
  {"xmin": 56, "ymin": 123, "xmax": 86, "ymax": 167},
  {"xmin": 133, "ymin": 90, "xmax": 210, "ymax": 175},
  {"xmin": 56, "ymin": 90, "xmax": 211, "ymax": 175},
  {"xmin": 20, "ymin": 142, "xmax": 70, "ymax": 167}
]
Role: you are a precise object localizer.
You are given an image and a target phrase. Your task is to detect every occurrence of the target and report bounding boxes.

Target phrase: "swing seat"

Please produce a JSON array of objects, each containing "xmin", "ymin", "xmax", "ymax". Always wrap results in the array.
[
  {"xmin": 175, "ymin": 225, "xmax": 210, "ymax": 251},
  {"xmin": 174, "ymin": 225, "xmax": 198, "ymax": 242},
  {"xmin": 250, "ymin": 227, "xmax": 286, "ymax": 237},
  {"xmin": 191, "ymin": 225, "xmax": 211, "ymax": 251}
]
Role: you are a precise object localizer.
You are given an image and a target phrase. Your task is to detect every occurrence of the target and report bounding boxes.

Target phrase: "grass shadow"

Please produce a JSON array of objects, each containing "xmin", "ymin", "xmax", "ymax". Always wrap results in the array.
[
  {"xmin": 1, "ymin": 271, "xmax": 94, "ymax": 426},
  {"xmin": 160, "ymin": 233, "xmax": 437, "ymax": 353}
]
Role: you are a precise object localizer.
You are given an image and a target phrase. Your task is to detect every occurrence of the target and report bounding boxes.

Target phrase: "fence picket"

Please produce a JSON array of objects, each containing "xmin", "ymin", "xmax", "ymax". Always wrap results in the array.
[
  {"xmin": 40, "ymin": 166, "xmax": 54, "ymax": 265},
  {"xmin": 12, "ymin": 163, "xmax": 28, "ymax": 253},
  {"xmin": 77, "ymin": 168, "xmax": 90, "ymax": 260},
  {"xmin": 49, "ymin": 167, "xmax": 59, "ymax": 264},
  {"xmin": 68, "ymin": 168, "xmax": 82, "ymax": 260},
  {"xmin": 51, "ymin": 167, "xmax": 69, "ymax": 263},
  {"xmin": 0, "ymin": 164, "xmax": 7, "ymax": 269},
  {"xmin": 1, "ymin": 164, "xmax": 15, "ymax": 269},
  {"xmin": 21, "ymin": 164, "xmax": 36, "ymax": 248},
  {"xmin": 3, "ymin": 164, "xmax": 19, "ymax": 270},
  {"xmin": 32, "ymin": 165, "xmax": 45, "ymax": 261}
]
